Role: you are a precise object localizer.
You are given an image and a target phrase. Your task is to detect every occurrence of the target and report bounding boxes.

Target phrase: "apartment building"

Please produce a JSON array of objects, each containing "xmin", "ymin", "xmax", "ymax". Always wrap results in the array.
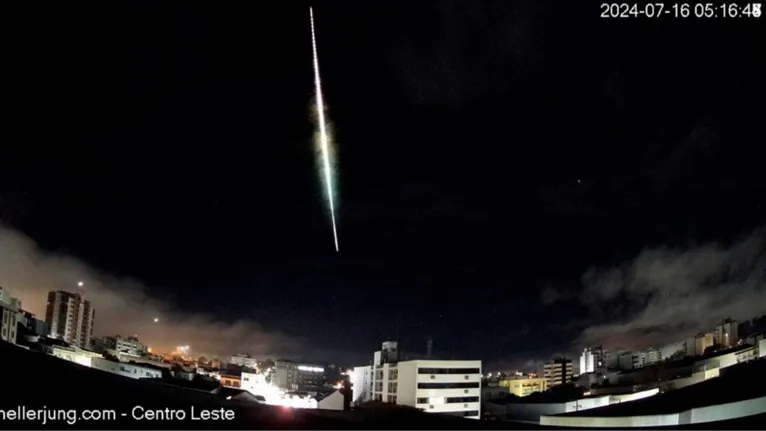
[
  {"xmin": 45, "ymin": 290, "xmax": 95, "ymax": 349},
  {"xmin": 352, "ymin": 341, "xmax": 482, "ymax": 419},
  {"xmin": 543, "ymin": 358, "xmax": 573, "ymax": 388}
]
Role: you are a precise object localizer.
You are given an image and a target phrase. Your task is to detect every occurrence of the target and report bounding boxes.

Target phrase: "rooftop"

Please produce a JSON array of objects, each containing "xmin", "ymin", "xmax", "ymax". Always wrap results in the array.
[
  {"xmin": 558, "ymin": 358, "xmax": 766, "ymax": 418},
  {"xmin": 2, "ymin": 340, "xmax": 545, "ymax": 429}
]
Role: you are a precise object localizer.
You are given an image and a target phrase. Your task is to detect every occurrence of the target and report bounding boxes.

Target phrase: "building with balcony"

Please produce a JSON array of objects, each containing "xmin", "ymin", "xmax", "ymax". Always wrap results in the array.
[
  {"xmin": 45, "ymin": 290, "xmax": 95, "ymax": 349},
  {"xmin": 544, "ymin": 358, "xmax": 573, "ymax": 388},
  {"xmin": 0, "ymin": 286, "xmax": 21, "ymax": 344},
  {"xmin": 351, "ymin": 341, "xmax": 482, "ymax": 419},
  {"xmin": 273, "ymin": 359, "xmax": 327, "ymax": 390}
]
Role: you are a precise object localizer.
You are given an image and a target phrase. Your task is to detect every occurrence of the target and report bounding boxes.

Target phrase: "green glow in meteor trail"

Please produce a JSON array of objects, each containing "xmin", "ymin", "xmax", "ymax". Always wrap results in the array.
[{"xmin": 310, "ymin": 7, "xmax": 339, "ymax": 252}]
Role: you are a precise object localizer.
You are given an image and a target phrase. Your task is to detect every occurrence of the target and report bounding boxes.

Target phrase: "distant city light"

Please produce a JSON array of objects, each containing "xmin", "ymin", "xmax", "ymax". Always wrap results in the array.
[
  {"xmin": 153, "ymin": 317, "xmax": 159, "ymax": 323},
  {"xmin": 77, "ymin": 281, "xmax": 84, "ymax": 287},
  {"xmin": 297, "ymin": 365, "xmax": 324, "ymax": 372}
]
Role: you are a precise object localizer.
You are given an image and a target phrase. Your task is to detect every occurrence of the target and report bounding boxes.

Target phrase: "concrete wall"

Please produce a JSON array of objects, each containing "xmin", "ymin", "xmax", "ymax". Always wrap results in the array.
[
  {"xmin": 91, "ymin": 357, "xmax": 163, "ymax": 379},
  {"xmin": 541, "ymin": 413, "xmax": 681, "ymax": 428},
  {"xmin": 494, "ymin": 388, "xmax": 658, "ymax": 423},
  {"xmin": 564, "ymin": 396, "xmax": 611, "ymax": 413},
  {"xmin": 503, "ymin": 402, "xmax": 567, "ymax": 422},
  {"xmin": 689, "ymin": 395, "xmax": 766, "ymax": 424},
  {"xmin": 610, "ymin": 388, "xmax": 659, "ymax": 403},
  {"xmin": 318, "ymin": 391, "xmax": 345, "ymax": 411},
  {"xmin": 49, "ymin": 346, "xmax": 102, "ymax": 368},
  {"xmin": 540, "ymin": 395, "xmax": 766, "ymax": 427}
]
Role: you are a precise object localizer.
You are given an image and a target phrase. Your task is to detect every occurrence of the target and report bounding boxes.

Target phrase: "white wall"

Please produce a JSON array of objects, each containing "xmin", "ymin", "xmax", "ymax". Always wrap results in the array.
[
  {"xmin": 91, "ymin": 357, "xmax": 163, "ymax": 379},
  {"xmin": 540, "ymin": 395, "xmax": 766, "ymax": 427},
  {"xmin": 350, "ymin": 365, "xmax": 371, "ymax": 404},
  {"xmin": 564, "ymin": 396, "xmax": 611, "ymax": 412},
  {"xmin": 408, "ymin": 360, "xmax": 482, "ymax": 419},
  {"xmin": 317, "ymin": 391, "xmax": 345, "ymax": 411},
  {"xmin": 610, "ymin": 388, "xmax": 660, "ymax": 403},
  {"xmin": 689, "ymin": 395, "xmax": 766, "ymax": 424},
  {"xmin": 49, "ymin": 346, "xmax": 102, "ymax": 368},
  {"xmin": 760, "ymin": 339, "xmax": 766, "ymax": 358},
  {"xmin": 395, "ymin": 361, "xmax": 417, "ymax": 406},
  {"xmin": 497, "ymin": 388, "xmax": 659, "ymax": 423},
  {"xmin": 541, "ymin": 413, "xmax": 681, "ymax": 428}
]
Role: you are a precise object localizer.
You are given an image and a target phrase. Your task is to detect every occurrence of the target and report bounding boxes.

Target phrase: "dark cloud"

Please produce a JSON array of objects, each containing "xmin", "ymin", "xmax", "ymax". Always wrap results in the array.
[
  {"xmin": 569, "ymin": 228, "xmax": 766, "ymax": 350},
  {"xmin": 0, "ymin": 224, "xmax": 305, "ymax": 359}
]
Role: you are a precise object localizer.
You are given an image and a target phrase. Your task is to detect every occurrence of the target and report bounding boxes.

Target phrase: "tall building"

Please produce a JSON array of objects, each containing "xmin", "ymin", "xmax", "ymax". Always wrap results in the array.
[
  {"xmin": 543, "ymin": 358, "xmax": 573, "ymax": 388},
  {"xmin": 715, "ymin": 319, "xmax": 738, "ymax": 348},
  {"xmin": 580, "ymin": 346, "xmax": 610, "ymax": 374},
  {"xmin": 273, "ymin": 359, "xmax": 327, "ymax": 390},
  {"xmin": 351, "ymin": 341, "xmax": 482, "ymax": 419},
  {"xmin": 0, "ymin": 286, "xmax": 21, "ymax": 344},
  {"xmin": 45, "ymin": 290, "xmax": 95, "ymax": 349}
]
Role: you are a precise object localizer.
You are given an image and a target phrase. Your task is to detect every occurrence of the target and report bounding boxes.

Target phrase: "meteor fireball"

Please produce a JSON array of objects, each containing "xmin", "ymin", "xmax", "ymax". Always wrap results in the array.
[{"xmin": 310, "ymin": 7, "xmax": 339, "ymax": 252}]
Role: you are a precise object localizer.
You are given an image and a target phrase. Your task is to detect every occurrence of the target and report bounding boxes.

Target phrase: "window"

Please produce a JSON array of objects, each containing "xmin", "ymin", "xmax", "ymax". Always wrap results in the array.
[
  {"xmin": 417, "ymin": 382, "xmax": 480, "ymax": 389},
  {"xmin": 416, "ymin": 397, "xmax": 429, "ymax": 404},
  {"xmin": 442, "ymin": 410, "xmax": 480, "ymax": 418},
  {"xmin": 418, "ymin": 368, "xmax": 480, "ymax": 374},
  {"xmin": 445, "ymin": 396, "xmax": 479, "ymax": 403}
]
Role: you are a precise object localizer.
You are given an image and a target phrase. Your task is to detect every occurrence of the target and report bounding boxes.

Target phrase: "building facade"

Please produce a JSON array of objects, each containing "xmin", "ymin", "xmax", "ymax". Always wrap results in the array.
[
  {"xmin": 273, "ymin": 360, "xmax": 327, "ymax": 390},
  {"xmin": 500, "ymin": 377, "xmax": 547, "ymax": 397},
  {"xmin": 45, "ymin": 290, "xmax": 95, "ymax": 349},
  {"xmin": 91, "ymin": 357, "xmax": 164, "ymax": 379},
  {"xmin": 45, "ymin": 344, "xmax": 103, "ymax": 367},
  {"xmin": 18, "ymin": 310, "xmax": 50, "ymax": 338},
  {"xmin": 544, "ymin": 358, "xmax": 573, "ymax": 388},
  {"xmin": 715, "ymin": 319, "xmax": 738, "ymax": 348},
  {"xmin": 352, "ymin": 341, "xmax": 481, "ymax": 419},
  {"xmin": 580, "ymin": 346, "xmax": 608, "ymax": 374},
  {"xmin": 229, "ymin": 354, "xmax": 258, "ymax": 370},
  {"xmin": 93, "ymin": 335, "xmax": 146, "ymax": 356},
  {"xmin": 0, "ymin": 286, "xmax": 23, "ymax": 344}
]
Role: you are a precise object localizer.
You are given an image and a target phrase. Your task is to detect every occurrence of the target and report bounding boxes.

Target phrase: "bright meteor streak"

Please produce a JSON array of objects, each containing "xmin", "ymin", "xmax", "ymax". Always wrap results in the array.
[{"xmin": 310, "ymin": 7, "xmax": 339, "ymax": 252}]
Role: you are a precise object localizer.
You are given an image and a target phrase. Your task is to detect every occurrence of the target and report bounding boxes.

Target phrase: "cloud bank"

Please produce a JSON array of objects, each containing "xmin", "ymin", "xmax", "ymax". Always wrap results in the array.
[
  {"xmin": 546, "ymin": 228, "xmax": 766, "ymax": 351},
  {"xmin": 0, "ymin": 224, "xmax": 303, "ymax": 359}
]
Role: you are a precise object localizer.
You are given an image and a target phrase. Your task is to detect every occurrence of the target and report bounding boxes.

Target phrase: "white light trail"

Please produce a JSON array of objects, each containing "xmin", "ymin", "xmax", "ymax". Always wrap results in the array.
[{"xmin": 310, "ymin": 7, "xmax": 339, "ymax": 252}]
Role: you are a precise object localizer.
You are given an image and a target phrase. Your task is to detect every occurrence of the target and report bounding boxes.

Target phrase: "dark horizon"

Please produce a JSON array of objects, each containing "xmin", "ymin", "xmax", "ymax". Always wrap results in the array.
[{"xmin": 1, "ymin": 1, "xmax": 764, "ymax": 370}]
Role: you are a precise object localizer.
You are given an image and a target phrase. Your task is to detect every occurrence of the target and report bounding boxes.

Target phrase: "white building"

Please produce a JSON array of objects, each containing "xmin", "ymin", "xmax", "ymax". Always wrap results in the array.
[
  {"xmin": 580, "ymin": 346, "xmax": 609, "ymax": 374},
  {"xmin": 229, "ymin": 354, "xmax": 258, "ymax": 369},
  {"xmin": 715, "ymin": 319, "xmax": 738, "ymax": 348},
  {"xmin": 45, "ymin": 290, "xmax": 95, "ymax": 349},
  {"xmin": 352, "ymin": 341, "xmax": 482, "ymax": 419},
  {"xmin": 94, "ymin": 335, "xmax": 146, "ymax": 356},
  {"xmin": 644, "ymin": 347, "xmax": 662, "ymax": 365},
  {"xmin": 46, "ymin": 345, "xmax": 103, "ymax": 368},
  {"xmin": 91, "ymin": 357, "xmax": 164, "ymax": 379},
  {"xmin": 0, "ymin": 286, "xmax": 21, "ymax": 344},
  {"xmin": 580, "ymin": 348, "xmax": 594, "ymax": 375}
]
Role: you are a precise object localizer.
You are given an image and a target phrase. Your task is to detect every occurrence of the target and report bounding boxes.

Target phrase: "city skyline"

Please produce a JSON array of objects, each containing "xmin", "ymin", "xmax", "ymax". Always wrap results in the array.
[
  {"xmin": 2, "ymin": 222, "xmax": 764, "ymax": 369},
  {"xmin": 1, "ymin": 2, "xmax": 765, "ymax": 371}
]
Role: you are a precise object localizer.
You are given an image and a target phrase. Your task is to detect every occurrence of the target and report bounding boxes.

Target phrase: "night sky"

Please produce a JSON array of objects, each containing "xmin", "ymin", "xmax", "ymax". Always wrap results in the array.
[{"xmin": 1, "ymin": 1, "xmax": 764, "ymax": 369}]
